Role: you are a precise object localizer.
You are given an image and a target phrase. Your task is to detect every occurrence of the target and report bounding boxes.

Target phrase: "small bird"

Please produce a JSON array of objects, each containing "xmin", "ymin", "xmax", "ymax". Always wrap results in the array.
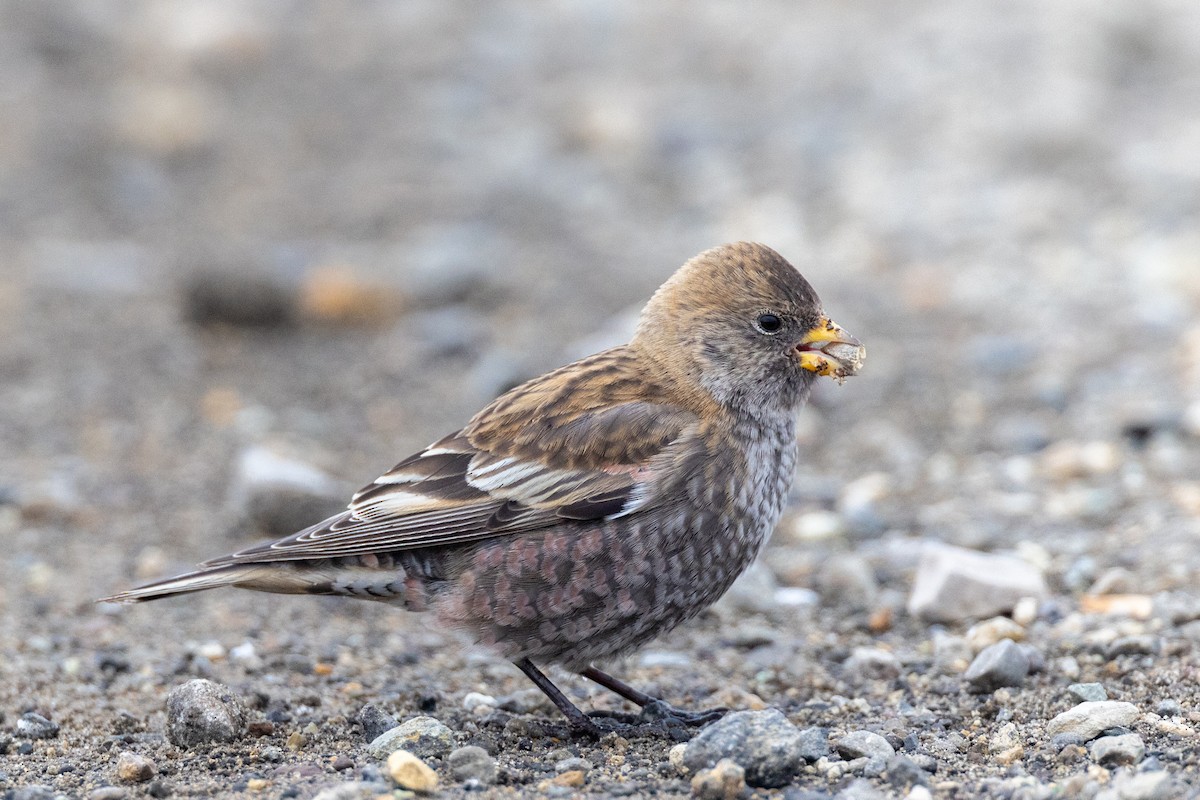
[{"xmin": 105, "ymin": 242, "xmax": 864, "ymax": 737}]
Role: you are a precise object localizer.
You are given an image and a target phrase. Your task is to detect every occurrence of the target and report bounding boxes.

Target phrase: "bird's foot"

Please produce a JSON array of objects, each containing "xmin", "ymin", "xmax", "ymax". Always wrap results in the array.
[{"xmin": 638, "ymin": 699, "xmax": 729, "ymax": 727}]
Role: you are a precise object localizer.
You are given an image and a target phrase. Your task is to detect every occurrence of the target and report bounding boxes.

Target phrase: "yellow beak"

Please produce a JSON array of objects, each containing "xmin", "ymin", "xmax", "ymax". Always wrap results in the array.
[{"xmin": 797, "ymin": 316, "xmax": 866, "ymax": 383}]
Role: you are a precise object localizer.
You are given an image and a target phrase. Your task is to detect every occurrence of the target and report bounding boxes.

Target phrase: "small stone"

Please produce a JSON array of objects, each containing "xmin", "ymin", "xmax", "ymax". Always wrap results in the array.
[
  {"xmin": 1155, "ymin": 699, "xmax": 1182, "ymax": 717},
  {"xmin": 16, "ymin": 712, "xmax": 59, "ymax": 739},
  {"xmin": 690, "ymin": 758, "xmax": 745, "ymax": 800},
  {"xmin": 165, "ymin": 679, "xmax": 248, "ymax": 748},
  {"xmin": 1106, "ymin": 635, "xmax": 1160, "ymax": 657},
  {"xmin": 115, "ymin": 751, "xmax": 155, "ymax": 783},
  {"xmin": 246, "ymin": 778, "xmax": 269, "ymax": 791},
  {"xmin": 233, "ymin": 446, "xmax": 344, "ymax": 538},
  {"xmin": 815, "ymin": 554, "xmax": 878, "ymax": 611},
  {"xmin": 715, "ymin": 561, "xmax": 780, "ymax": 615},
  {"xmin": 1047, "ymin": 702, "xmax": 1140, "ymax": 742},
  {"xmin": 683, "ymin": 708, "xmax": 806, "ymax": 788},
  {"xmin": 1068, "ymin": 683, "xmax": 1108, "ymax": 702},
  {"xmin": 795, "ymin": 727, "xmax": 830, "ymax": 763},
  {"xmin": 555, "ymin": 757, "xmax": 593, "ymax": 774},
  {"xmin": 367, "ymin": 715, "xmax": 454, "ymax": 759},
  {"xmin": 885, "ymin": 755, "xmax": 929, "ymax": 789},
  {"xmin": 449, "ymin": 745, "xmax": 496, "ymax": 786},
  {"xmin": 836, "ymin": 730, "xmax": 895, "ymax": 762},
  {"xmin": 843, "ymin": 647, "xmax": 901, "ymax": 680},
  {"xmin": 965, "ymin": 617, "xmax": 1026, "ymax": 653},
  {"xmin": 183, "ymin": 271, "xmax": 296, "ymax": 328},
  {"xmin": 963, "ymin": 640, "xmax": 1031, "ymax": 691},
  {"xmin": 907, "ymin": 543, "xmax": 1047, "ymax": 622},
  {"xmin": 331, "ymin": 755, "xmax": 354, "ymax": 771},
  {"xmin": 497, "ymin": 687, "xmax": 554, "ymax": 715},
  {"xmin": 988, "ymin": 722, "xmax": 1021, "ymax": 754},
  {"xmin": 551, "ymin": 770, "xmax": 586, "ymax": 788},
  {"xmin": 1079, "ymin": 594, "xmax": 1153, "ymax": 619},
  {"xmin": 286, "ymin": 731, "xmax": 306, "ymax": 751},
  {"xmin": 386, "ymin": 750, "xmax": 438, "ymax": 793},
  {"xmin": 669, "ymin": 743, "xmax": 689, "ymax": 774},
  {"xmin": 1012, "ymin": 597, "xmax": 1039, "ymax": 626},
  {"xmin": 355, "ymin": 704, "xmax": 398, "ymax": 742},
  {"xmin": 89, "ymin": 789, "xmax": 129, "ymax": 800},
  {"xmin": 1096, "ymin": 770, "xmax": 1178, "ymax": 800},
  {"xmin": 932, "ymin": 632, "xmax": 972, "ymax": 673},
  {"xmin": 1090, "ymin": 733, "xmax": 1145, "ymax": 766},
  {"xmin": 461, "ymin": 692, "xmax": 497, "ymax": 714}
]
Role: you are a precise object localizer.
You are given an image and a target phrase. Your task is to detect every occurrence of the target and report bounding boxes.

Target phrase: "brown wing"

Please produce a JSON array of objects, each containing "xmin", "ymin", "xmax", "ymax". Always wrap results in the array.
[{"xmin": 203, "ymin": 349, "xmax": 700, "ymax": 567}]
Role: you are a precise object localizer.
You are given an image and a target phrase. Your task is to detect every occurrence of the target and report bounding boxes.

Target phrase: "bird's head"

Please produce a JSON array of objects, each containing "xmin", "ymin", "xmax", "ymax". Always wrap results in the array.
[{"xmin": 632, "ymin": 242, "xmax": 865, "ymax": 415}]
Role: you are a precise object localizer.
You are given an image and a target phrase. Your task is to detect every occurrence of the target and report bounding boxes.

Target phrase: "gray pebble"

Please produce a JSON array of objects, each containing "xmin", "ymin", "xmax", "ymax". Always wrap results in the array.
[
  {"xmin": 836, "ymin": 730, "xmax": 895, "ymax": 761},
  {"xmin": 835, "ymin": 778, "xmax": 889, "ymax": 800},
  {"xmin": 683, "ymin": 708, "xmax": 807, "ymax": 788},
  {"xmin": 89, "ymin": 789, "xmax": 129, "ymax": 800},
  {"xmin": 1068, "ymin": 683, "xmax": 1108, "ymax": 702},
  {"xmin": 1090, "ymin": 733, "xmax": 1145, "ymax": 766},
  {"xmin": 366, "ymin": 715, "xmax": 454, "ymax": 759},
  {"xmin": 555, "ymin": 756, "xmax": 592, "ymax": 774},
  {"xmin": 1155, "ymin": 699, "xmax": 1182, "ymax": 717},
  {"xmin": 795, "ymin": 726, "xmax": 830, "ymax": 763},
  {"xmin": 449, "ymin": 745, "xmax": 497, "ymax": 786},
  {"xmin": 1107, "ymin": 635, "xmax": 1160, "ymax": 657},
  {"xmin": 311, "ymin": 783, "xmax": 380, "ymax": 800},
  {"xmin": 165, "ymin": 679, "xmax": 248, "ymax": 748},
  {"xmin": 843, "ymin": 647, "xmax": 901, "ymax": 680},
  {"xmin": 964, "ymin": 639, "xmax": 1031, "ymax": 691},
  {"xmin": 907, "ymin": 542, "xmax": 1047, "ymax": 622},
  {"xmin": 11, "ymin": 787, "xmax": 58, "ymax": 800},
  {"xmin": 233, "ymin": 446, "xmax": 344, "ymax": 539},
  {"xmin": 815, "ymin": 554, "xmax": 879, "ymax": 612},
  {"xmin": 182, "ymin": 271, "xmax": 296, "ymax": 328},
  {"xmin": 16, "ymin": 712, "xmax": 60, "ymax": 739},
  {"xmin": 885, "ymin": 755, "xmax": 929, "ymax": 788},
  {"xmin": 355, "ymin": 704, "xmax": 398, "ymax": 742}
]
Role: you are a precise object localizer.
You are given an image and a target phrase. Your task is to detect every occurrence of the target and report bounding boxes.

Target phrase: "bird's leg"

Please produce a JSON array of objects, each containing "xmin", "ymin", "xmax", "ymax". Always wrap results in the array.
[
  {"xmin": 581, "ymin": 665, "xmax": 728, "ymax": 727},
  {"xmin": 514, "ymin": 658, "xmax": 603, "ymax": 738}
]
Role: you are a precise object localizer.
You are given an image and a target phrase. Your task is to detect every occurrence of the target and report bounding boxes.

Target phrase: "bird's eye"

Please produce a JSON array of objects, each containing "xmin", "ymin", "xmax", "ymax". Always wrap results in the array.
[{"xmin": 755, "ymin": 313, "xmax": 783, "ymax": 334}]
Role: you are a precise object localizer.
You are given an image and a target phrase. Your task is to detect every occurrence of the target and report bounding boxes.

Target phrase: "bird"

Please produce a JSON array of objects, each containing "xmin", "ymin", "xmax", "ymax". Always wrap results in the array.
[{"xmin": 104, "ymin": 242, "xmax": 865, "ymax": 737}]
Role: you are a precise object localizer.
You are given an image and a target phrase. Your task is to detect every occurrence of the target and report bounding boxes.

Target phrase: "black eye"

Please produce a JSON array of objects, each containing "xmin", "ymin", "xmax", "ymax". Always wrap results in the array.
[{"xmin": 755, "ymin": 313, "xmax": 783, "ymax": 334}]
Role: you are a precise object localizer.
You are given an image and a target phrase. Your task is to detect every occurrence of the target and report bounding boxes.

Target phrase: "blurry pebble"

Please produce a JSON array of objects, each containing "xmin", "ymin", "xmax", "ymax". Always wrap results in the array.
[
  {"xmin": 406, "ymin": 224, "xmax": 507, "ymax": 308},
  {"xmin": 843, "ymin": 647, "xmax": 901, "ymax": 680},
  {"xmin": 298, "ymin": 265, "xmax": 406, "ymax": 326},
  {"xmin": 355, "ymin": 704, "xmax": 397, "ymax": 742},
  {"xmin": 789, "ymin": 510, "xmax": 845, "ymax": 541},
  {"xmin": 886, "ymin": 755, "xmax": 929, "ymax": 789},
  {"xmin": 183, "ymin": 271, "xmax": 296, "ymax": 328},
  {"xmin": 1068, "ymin": 683, "xmax": 1107, "ymax": 702},
  {"xmin": 115, "ymin": 751, "xmax": 155, "ymax": 783},
  {"xmin": 1090, "ymin": 733, "xmax": 1144, "ymax": 766},
  {"xmin": 965, "ymin": 617, "xmax": 1025, "ymax": 653},
  {"xmin": 233, "ymin": 446, "xmax": 344, "ymax": 539},
  {"xmin": 795, "ymin": 727, "xmax": 830, "ymax": 763},
  {"xmin": 988, "ymin": 722, "xmax": 1020, "ymax": 754},
  {"xmin": 89, "ymin": 789, "xmax": 128, "ymax": 800},
  {"xmin": 710, "ymin": 686, "xmax": 767, "ymax": 711},
  {"xmin": 1094, "ymin": 770, "xmax": 1178, "ymax": 800},
  {"xmin": 690, "ymin": 758, "xmax": 745, "ymax": 800},
  {"xmin": 555, "ymin": 757, "xmax": 592, "ymax": 774},
  {"xmin": 549, "ymin": 770, "xmax": 586, "ymax": 788},
  {"xmin": 1155, "ymin": 699, "xmax": 1182, "ymax": 717},
  {"xmin": 1012, "ymin": 597, "xmax": 1039, "ymax": 626},
  {"xmin": 669, "ymin": 742, "xmax": 689, "ymax": 774},
  {"xmin": 461, "ymin": 691, "xmax": 497, "ymax": 714},
  {"xmin": 1088, "ymin": 567, "xmax": 1135, "ymax": 596},
  {"xmin": 498, "ymin": 687, "xmax": 554, "ymax": 715},
  {"xmin": 837, "ymin": 730, "xmax": 895, "ymax": 761},
  {"xmin": 1047, "ymin": 702, "xmax": 1139, "ymax": 742},
  {"xmin": 714, "ymin": 561, "xmax": 779, "ymax": 616},
  {"xmin": 908, "ymin": 543, "xmax": 1047, "ymax": 622},
  {"xmin": 16, "ymin": 713, "xmax": 59, "ymax": 739},
  {"xmin": 386, "ymin": 749, "xmax": 437, "ymax": 793},
  {"xmin": 367, "ymin": 715, "xmax": 454, "ymax": 759},
  {"xmin": 932, "ymin": 632, "xmax": 972, "ymax": 674},
  {"xmin": 683, "ymin": 709, "xmax": 807, "ymax": 788},
  {"xmin": 449, "ymin": 745, "xmax": 496, "ymax": 786},
  {"xmin": 1040, "ymin": 440, "xmax": 1120, "ymax": 480},
  {"xmin": 815, "ymin": 554, "xmax": 878, "ymax": 612},
  {"xmin": 1079, "ymin": 594, "xmax": 1153, "ymax": 619},
  {"xmin": 166, "ymin": 679, "xmax": 248, "ymax": 748},
  {"xmin": 1106, "ymin": 635, "xmax": 1159, "ymax": 657},
  {"xmin": 964, "ymin": 640, "xmax": 1031, "ymax": 691},
  {"xmin": 229, "ymin": 642, "xmax": 262, "ymax": 670}
]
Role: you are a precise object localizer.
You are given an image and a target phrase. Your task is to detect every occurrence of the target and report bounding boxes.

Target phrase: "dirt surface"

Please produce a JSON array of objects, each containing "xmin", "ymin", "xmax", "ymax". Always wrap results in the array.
[{"xmin": 3, "ymin": 1, "xmax": 1200, "ymax": 798}]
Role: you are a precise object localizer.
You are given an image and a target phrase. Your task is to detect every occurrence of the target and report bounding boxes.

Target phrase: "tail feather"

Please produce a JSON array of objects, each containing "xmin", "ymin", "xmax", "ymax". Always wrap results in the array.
[{"xmin": 100, "ymin": 566, "xmax": 263, "ymax": 603}]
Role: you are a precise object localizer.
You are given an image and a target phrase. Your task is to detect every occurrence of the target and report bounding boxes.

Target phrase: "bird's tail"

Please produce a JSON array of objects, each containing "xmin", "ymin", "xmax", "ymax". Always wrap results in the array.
[{"xmin": 99, "ymin": 566, "xmax": 328, "ymax": 604}]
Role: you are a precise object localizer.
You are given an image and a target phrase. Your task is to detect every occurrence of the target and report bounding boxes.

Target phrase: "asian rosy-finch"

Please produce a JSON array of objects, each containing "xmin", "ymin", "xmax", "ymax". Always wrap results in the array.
[{"xmin": 105, "ymin": 242, "xmax": 865, "ymax": 736}]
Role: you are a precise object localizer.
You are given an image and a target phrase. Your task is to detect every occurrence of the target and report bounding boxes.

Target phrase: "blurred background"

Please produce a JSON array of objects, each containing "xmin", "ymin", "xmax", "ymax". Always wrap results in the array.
[{"xmin": 2, "ymin": 0, "xmax": 1200, "ymax": 794}]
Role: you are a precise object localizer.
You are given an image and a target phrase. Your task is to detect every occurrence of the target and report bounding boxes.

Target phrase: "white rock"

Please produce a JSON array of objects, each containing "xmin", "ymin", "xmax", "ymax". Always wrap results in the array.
[
  {"xmin": 907, "ymin": 542, "xmax": 1048, "ymax": 622},
  {"xmin": 1047, "ymin": 701, "xmax": 1140, "ymax": 742}
]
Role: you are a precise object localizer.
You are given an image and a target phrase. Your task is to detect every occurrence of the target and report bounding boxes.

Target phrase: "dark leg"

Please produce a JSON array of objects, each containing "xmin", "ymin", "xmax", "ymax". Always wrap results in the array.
[
  {"xmin": 515, "ymin": 658, "xmax": 602, "ymax": 738},
  {"xmin": 581, "ymin": 665, "xmax": 728, "ymax": 727}
]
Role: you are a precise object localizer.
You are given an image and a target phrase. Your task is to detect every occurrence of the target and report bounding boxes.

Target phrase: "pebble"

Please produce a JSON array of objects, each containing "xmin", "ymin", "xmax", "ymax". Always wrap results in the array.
[
  {"xmin": 669, "ymin": 742, "xmax": 689, "ymax": 774},
  {"xmin": 1089, "ymin": 733, "xmax": 1145, "ymax": 766},
  {"xmin": 367, "ymin": 715, "xmax": 455, "ymax": 759},
  {"xmin": 963, "ymin": 639, "xmax": 1031, "ymax": 691},
  {"xmin": 1094, "ymin": 770, "xmax": 1178, "ymax": 800},
  {"xmin": 843, "ymin": 647, "xmax": 901, "ymax": 680},
  {"xmin": 715, "ymin": 561, "xmax": 780, "ymax": 616},
  {"xmin": 988, "ymin": 722, "xmax": 1021, "ymax": 754},
  {"xmin": 1068, "ymin": 683, "xmax": 1108, "ymax": 702},
  {"xmin": 115, "ymin": 751, "xmax": 155, "ymax": 783},
  {"xmin": 461, "ymin": 691, "xmax": 497, "ymax": 714},
  {"xmin": 497, "ymin": 687, "xmax": 554, "ymax": 714},
  {"xmin": 311, "ymin": 783, "xmax": 379, "ymax": 800},
  {"xmin": 907, "ymin": 542, "xmax": 1047, "ymax": 622},
  {"xmin": 836, "ymin": 730, "xmax": 895, "ymax": 762},
  {"xmin": 386, "ymin": 750, "xmax": 438, "ymax": 794},
  {"xmin": 1155, "ymin": 699, "xmax": 1182, "ymax": 717},
  {"xmin": 795, "ymin": 727, "xmax": 830, "ymax": 763},
  {"xmin": 815, "ymin": 554, "xmax": 879, "ymax": 611},
  {"xmin": 182, "ymin": 271, "xmax": 296, "ymax": 328},
  {"xmin": 555, "ymin": 756, "xmax": 593, "ymax": 774},
  {"xmin": 89, "ymin": 789, "xmax": 129, "ymax": 800},
  {"xmin": 233, "ymin": 446, "xmax": 344, "ymax": 538},
  {"xmin": 965, "ymin": 617, "xmax": 1026, "ymax": 653},
  {"xmin": 1107, "ymin": 635, "xmax": 1160, "ymax": 657},
  {"xmin": 1046, "ymin": 701, "xmax": 1140, "ymax": 742},
  {"xmin": 449, "ymin": 745, "xmax": 497, "ymax": 786},
  {"xmin": 354, "ymin": 704, "xmax": 398, "ymax": 742},
  {"xmin": 885, "ymin": 755, "xmax": 929, "ymax": 789},
  {"xmin": 690, "ymin": 758, "xmax": 746, "ymax": 800},
  {"xmin": 165, "ymin": 679, "xmax": 248, "ymax": 748},
  {"xmin": 683, "ymin": 708, "xmax": 808, "ymax": 788},
  {"xmin": 16, "ymin": 712, "xmax": 60, "ymax": 739}
]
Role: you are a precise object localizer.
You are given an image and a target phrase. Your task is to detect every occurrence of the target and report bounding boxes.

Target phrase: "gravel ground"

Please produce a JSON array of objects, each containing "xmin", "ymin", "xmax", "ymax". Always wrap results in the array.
[{"xmin": 3, "ymin": 1, "xmax": 1200, "ymax": 798}]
